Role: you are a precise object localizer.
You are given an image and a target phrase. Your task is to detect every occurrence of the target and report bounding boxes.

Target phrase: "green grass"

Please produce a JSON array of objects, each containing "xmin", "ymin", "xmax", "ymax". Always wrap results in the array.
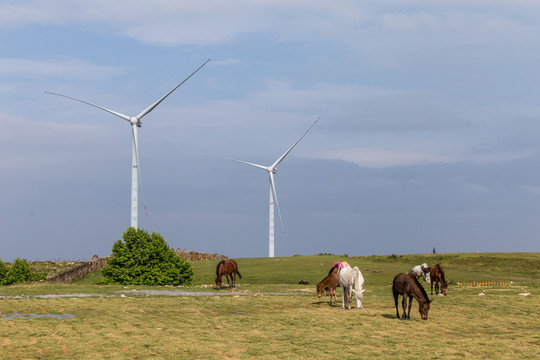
[
  {"xmin": 0, "ymin": 252, "xmax": 538, "ymax": 359},
  {"xmin": 191, "ymin": 252, "xmax": 540, "ymax": 289}
]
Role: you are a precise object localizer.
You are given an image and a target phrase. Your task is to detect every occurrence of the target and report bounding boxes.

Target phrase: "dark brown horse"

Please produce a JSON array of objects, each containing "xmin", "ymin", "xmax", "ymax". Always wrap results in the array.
[
  {"xmin": 215, "ymin": 259, "xmax": 242, "ymax": 290},
  {"xmin": 392, "ymin": 273, "xmax": 431, "ymax": 321},
  {"xmin": 316, "ymin": 272, "xmax": 340, "ymax": 305},
  {"xmin": 430, "ymin": 264, "xmax": 447, "ymax": 296}
]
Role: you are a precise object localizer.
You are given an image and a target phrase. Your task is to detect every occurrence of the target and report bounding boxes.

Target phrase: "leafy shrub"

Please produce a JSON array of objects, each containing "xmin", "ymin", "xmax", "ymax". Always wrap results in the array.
[
  {"xmin": 3, "ymin": 258, "xmax": 46, "ymax": 285},
  {"xmin": 5, "ymin": 258, "xmax": 32, "ymax": 284},
  {"xmin": 0, "ymin": 259, "xmax": 7, "ymax": 285},
  {"xmin": 102, "ymin": 227, "xmax": 193, "ymax": 286}
]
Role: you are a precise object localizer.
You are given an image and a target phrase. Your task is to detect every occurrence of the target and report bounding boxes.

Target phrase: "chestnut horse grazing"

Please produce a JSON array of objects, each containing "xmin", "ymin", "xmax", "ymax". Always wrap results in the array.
[
  {"xmin": 430, "ymin": 264, "xmax": 447, "ymax": 295},
  {"xmin": 392, "ymin": 273, "xmax": 431, "ymax": 321},
  {"xmin": 215, "ymin": 259, "xmax": 242, "ymax": 290},
  {"xmin": 316, "ymin": 273, "xmax": 340, "ymax": 305}
]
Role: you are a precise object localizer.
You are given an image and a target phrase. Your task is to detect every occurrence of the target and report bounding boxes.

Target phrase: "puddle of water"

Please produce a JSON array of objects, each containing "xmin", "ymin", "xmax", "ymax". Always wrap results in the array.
[{"xmin": 2, "ymin": 313, "xmax": 76, "ymax": 320}]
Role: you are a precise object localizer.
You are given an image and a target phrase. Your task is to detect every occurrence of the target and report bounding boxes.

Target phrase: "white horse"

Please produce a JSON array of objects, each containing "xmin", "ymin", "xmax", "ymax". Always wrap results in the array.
[
  {"xmin": 409, "ymin": 263, "xmax": 431, "ymax": 283},
  {"xmin": 338, "ymin": 266, "xmax": 366, "ymax": 310}
]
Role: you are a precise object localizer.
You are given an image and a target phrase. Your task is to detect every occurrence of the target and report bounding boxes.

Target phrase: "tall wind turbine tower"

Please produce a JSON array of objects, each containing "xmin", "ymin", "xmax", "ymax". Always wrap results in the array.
[
  {"xmin": 46, "ymin": 59, "xmax": 210, "ymax": 228},
  {"xmin": 213, "ymin": 117, "xmax": 319, "ymax": 257}
]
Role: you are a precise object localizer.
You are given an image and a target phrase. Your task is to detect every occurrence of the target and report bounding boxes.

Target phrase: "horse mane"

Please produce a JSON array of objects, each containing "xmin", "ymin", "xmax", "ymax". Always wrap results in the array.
[
  {"xmin": 435, "ymin": 264, "xmax": 447, "ymax": 283},
  {"xmin": 215, "ymin": 260, "xmax": 225, "ymax": 277},
  {"xmin": 411, "ymin": 273, "xmax": 430, "ymax": 301},
  {"xmin": 328, "ymin": 263, "xmax": 340, "ymax": 276}
]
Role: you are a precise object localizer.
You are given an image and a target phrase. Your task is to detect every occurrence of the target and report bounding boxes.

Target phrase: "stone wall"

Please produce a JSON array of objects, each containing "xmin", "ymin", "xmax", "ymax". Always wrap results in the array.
[
  {"xmin": 175, "ymin": 249, "xmax": 228, "ymax": 261},
  {"xmin": 45, "ymin": 249, "xmax": 226, "ymax": 283},
  {"xmin": 47, "ymin": 256, "xmax": 108, "ymax": 283}
]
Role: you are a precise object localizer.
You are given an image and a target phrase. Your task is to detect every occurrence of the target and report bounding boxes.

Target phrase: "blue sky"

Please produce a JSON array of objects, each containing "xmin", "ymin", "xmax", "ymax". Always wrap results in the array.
[{"xmin": 1, "ymin": 1, "xmax": 540, "ymax": 261}]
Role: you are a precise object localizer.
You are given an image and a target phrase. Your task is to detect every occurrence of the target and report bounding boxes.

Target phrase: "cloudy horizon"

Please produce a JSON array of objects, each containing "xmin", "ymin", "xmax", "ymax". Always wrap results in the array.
[{"xmin": 1, "ymin": 1, "xmax": 540, "ymax": 261}]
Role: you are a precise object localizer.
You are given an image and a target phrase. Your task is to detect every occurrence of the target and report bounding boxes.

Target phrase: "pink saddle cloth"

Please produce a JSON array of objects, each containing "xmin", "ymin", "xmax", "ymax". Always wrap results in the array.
[{"xmin": 334, "ymin": 261, "xmax": 351, "ymax": 269}]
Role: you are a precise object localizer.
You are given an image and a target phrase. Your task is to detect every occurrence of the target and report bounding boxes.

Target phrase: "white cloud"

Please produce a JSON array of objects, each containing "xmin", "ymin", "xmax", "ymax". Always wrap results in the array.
[
  {"xmin": 0, "ymin": 112, "xmax": 115, "ymax": 174},
  {"xmin": 2, "ymin": 0, "xmax": 540, "ymax": 52},
  {"xmin": 304, "ymin": 147, "xmax": 532, "ymax": 168},
  {"xmin": 305, "ymin": 148, "xmax": 457, "ymax": 168},
  {"xmin": 211, "ymin": 58, "xmax": 242, "ymax": 66},
  {"xmin": 524, "ymin": 185, "xmax": 540, "ymax": 195},
  {"xmin": 0, "ymin": 1, "xmax": 360, "ymax": 45},
  {"xmin": 0, "ymin": 57, "xmax": 122, "ymax": 80}
]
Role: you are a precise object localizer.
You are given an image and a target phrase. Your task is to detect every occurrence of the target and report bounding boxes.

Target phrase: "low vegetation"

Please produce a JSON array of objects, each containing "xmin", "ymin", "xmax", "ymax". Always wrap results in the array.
[
  {"xmin": 101, "ymin": 227, "xmax": 193, "ymax": 286},
  {"xmin": 0, "ymin": 252, "xmax": 538, "ymax": 359},
  {"xmin": 0, "ymin": 258, "xmax": 46, "ymax": 285}
]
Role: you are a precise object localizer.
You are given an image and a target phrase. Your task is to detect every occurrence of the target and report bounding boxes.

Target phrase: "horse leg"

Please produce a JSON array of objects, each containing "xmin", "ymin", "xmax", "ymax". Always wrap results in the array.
[
  {"xmin": 407, "ymin": 296, "xmax": 413, "ymax": 320},
  {"xmin": 353, "ymin": 290, "xmax": 360, "ymax": 309},
  {"xmin": 231, "ymin": 272, "xmax": 236, "ymax": 288},
  {"xmin": 347, "ymin": 288, "xmax": 352, "ymax": 310},
  {"xmin": 225, "ymin": 274, "xmax": 231, "ymax": 289},
  {"xmin": 435, "ymin": 281, "xmax": 439, "ymax": 295},
  {"xmin": 341, "ymin": 287, "xmax": 346, "ymax": 309},
  {"xmin": 345, "ymin": 287, "xmax": 351, "ymax": 309},
  {"xmin": 394, "ymin": 291, "xmax": 400, "ymax": 319},
  {"xmin": 401, "ymin": 294, "xmax": 408, "ymax": 321},
  {"xmin": 431, "ymin": 281, "xmax": 434, "ymax": 295}
]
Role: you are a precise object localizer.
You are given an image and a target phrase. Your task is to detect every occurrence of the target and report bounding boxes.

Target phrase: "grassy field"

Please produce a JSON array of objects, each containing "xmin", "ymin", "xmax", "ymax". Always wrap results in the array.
[{"xmin": 1, "ymin": 253, "xmax": 538, "ymax": 359}]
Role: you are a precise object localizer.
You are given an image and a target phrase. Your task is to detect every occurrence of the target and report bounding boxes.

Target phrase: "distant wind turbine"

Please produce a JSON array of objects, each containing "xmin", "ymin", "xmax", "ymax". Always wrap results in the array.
[
  {"xmin": 210, "ymin": 117, "xmax": 319, "ymax": 257},
  {"xmin": 46, "ymin": 59, "xmax": 210, "ymax": 229}
]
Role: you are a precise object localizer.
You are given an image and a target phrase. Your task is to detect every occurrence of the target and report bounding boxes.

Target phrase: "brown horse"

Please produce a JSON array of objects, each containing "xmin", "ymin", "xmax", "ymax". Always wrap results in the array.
[
  {"xmin": 316, "ymin": 273, "xmax": 340, "ymax": 305},
  {"xmin": 215, "ymin": 259, "xmax": 242, "ymax": 290},
  {"xmin": 392, "ymin": 273, "xmax": 431, "ymax": 321},
  {"xmin": 430, "ymin": 264, "xmax": 447, "ymax": 295}
]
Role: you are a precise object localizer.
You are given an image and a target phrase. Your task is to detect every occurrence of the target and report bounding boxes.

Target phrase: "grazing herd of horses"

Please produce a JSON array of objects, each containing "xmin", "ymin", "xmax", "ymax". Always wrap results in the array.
[
  {"xmin": 316, "ymin": 261, "xmax": 447, "ymax": 321},
  {"xmin": 215, "ymin": 258, "xmax": 447, "ymax": 321}
]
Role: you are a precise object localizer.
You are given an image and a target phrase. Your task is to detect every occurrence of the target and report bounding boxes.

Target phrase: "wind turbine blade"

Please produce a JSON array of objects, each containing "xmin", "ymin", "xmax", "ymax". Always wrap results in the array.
[
  {"xmin": 135, "ymin": 58, "xmax": 211, "ymax": 120},
  {"xmin": 206, "ymin": 155, "xmax": 268, "ymax": 172},
  {"xmin": 269, "ymin": 172, "xmax": 287, "ymax": 239},
  {"xmin": 44, "ymin": 92, "xmax": 131, "ymax": 122},
  {"xmin": 131, "ymin": 126, "xmax": 148, "ymax": 217},
  {"xmin": 271, "ymin": 117, "xmax": 320, "ymax": 169}
]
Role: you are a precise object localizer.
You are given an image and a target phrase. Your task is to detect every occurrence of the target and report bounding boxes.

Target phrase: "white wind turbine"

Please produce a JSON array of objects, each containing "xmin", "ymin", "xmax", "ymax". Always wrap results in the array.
[
  {"xmin": 212, "ymin": 117, "xmax": 319, "ymax": 257},
  {"xmin": 46, "ymin": 59, "xmax": 210, "ymax": 229}
]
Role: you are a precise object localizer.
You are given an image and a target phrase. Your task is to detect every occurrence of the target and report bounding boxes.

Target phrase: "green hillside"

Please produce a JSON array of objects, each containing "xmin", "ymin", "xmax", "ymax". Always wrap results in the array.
[{"xmin": 190, "ymin": 252, "xmax": 540, "ymax": 288}]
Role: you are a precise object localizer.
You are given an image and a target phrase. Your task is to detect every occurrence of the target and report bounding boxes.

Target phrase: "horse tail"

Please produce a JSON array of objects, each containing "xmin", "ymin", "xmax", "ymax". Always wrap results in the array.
[
  {"xmin": 236, "ymin": 269, "xmax": 242, "ymax": 279},
  {"xmin": 351, "ymin": 267, "xmax": 363, "ymax": 291},
  {"xmin": 216, "ymin": 260, "xmax": 225, "ymax": 277}
]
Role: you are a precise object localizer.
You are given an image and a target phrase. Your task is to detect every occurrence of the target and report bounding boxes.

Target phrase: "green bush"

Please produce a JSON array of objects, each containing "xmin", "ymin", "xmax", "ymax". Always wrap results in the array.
[
  {"xmin": 102, "ymin": 227, "xmax": 193, "ymax": 286},
  {"xmin": 0, "ymin": 259, "xmax": 7, "ymax": 285},
  {"xmin": 4, "ymin": 258, "xmax": 41, "ymax": 285}
]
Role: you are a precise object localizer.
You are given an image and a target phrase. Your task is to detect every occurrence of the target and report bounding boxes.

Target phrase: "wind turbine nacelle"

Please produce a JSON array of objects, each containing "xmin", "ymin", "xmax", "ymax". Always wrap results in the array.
[
  {"xmin": 130, "ymin": 117, "xmax": 142, "ymax": 127},
  {"xmin": 269, "ymin": 167, "xmax": 277, "ymax": 174}
]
